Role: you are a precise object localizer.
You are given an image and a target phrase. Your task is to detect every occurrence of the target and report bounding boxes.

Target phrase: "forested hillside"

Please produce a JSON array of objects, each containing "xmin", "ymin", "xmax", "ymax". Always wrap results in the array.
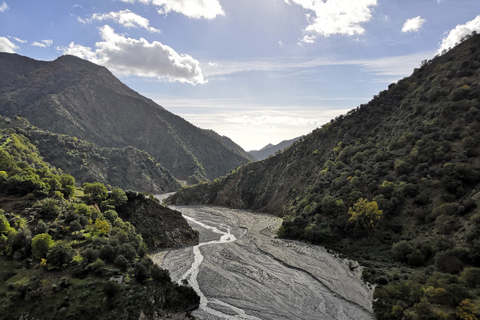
[
  {"xmin": 169, "ymin": 33, "xmax": 480, "ymax": 319},
  {"xmin": 0, "ymin": 123, "xmax": 199, "ymax": 319},
  {"xmin": 0, "ymin": 115, "xmax": 180, "ymax": 193},
  {"xmin": 0, "ymin": 53, "xmax": 251, "ymax": 183}
]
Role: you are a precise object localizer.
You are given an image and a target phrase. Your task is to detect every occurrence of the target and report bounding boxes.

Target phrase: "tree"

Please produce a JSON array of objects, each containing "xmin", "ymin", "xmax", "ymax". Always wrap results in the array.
[
  {"xmin": 83, "ymin": 182, "xmax": 108, "ymax": 204},
  {"xmin": 110, "ymin": 188, "xmax": 127, "ymax": 207},
  {"xmin": 46, "ymin": 241, "xmax": 73, "ymax": 268},
  {"xmin": 348, "ymin": 198, "xmax": 383, "ymax": 236},
  {"xmin": 461, "ymin": 267, "xmax": 480, "ymax": 288},
  {"xmin": 69, "ymin": 220, "xmax": 82, "ymax": 235},
  {"xmin": 38, "ymin": 198, "xmax": 61, "ymax": 219},
  {"xmin": 95, "ymin": 218, "xmax": 110, "ymax": 235},
  {"xmin": 31, "ymin": 233, "xmax": 54, "ymax": 259}
]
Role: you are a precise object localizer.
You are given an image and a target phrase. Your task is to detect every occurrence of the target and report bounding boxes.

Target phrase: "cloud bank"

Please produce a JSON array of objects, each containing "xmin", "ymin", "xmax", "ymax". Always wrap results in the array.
[
  {"xmin": 59, "ymin": 25, "xmax": 205, "ymax": 84},
  {"xmin": 0, "ymin": 36, "xmax": 17, "ymax": 53},
  {"xmin": 401, "ymin": 16, "xmax": 426, "ymax": 33},
  {"xmin": 81, "ymin": 9, "xmax": 160, "ymax": 33},
  {"xmin": 286, "ymin": 0, "xmax": 377, "ymax": 42},
  {"xmin": 438, "ymin": 15, "xmax": 480, "ymax": 53}
]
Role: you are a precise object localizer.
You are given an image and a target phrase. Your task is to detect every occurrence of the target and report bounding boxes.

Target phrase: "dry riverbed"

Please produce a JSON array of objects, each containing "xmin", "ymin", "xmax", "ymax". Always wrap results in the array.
[{"xmin": 152, "ymin": 205, "xmax": 374, "ymax": 320}]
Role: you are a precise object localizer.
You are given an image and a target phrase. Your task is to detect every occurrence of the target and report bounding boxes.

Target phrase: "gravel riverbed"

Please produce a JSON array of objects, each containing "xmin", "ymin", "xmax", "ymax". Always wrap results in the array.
[{"xmin": 152, "ymin": 205, "xmax": 374, "ymax": 320}]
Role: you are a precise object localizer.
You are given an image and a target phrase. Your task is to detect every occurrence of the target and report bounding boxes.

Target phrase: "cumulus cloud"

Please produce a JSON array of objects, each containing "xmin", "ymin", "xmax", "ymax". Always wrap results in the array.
[
  {"xmin": 138, "ymin": 0, "xmax": 224, "ymax": 19},
  {"xmin": 0, "ymin": 2, "xmax": 8, "ymax": 12},
  {"xmin": 401, "ymin": 16, "xmax": 426, "ymax": 33},
  {"xmin": 31, "ymin": 39, "xmax": 53, "ymax": 48},
  {"xmin": 286, "ymin": 0, "xmax": 377, "ymax": 42},
  {"xmin": 83, "ymin": 9, "xmax": 160, "ymax": 33},
  {"xmin": 438, "ymin": 15, "xmax": 480, "ymax": 53},
  {"xmin": 58, "ymin": 25, "xmax": 205, "ymax": 84},
  {"xmin": 0, "ymin": 36, "xmax": 17, "ymax": 53}
]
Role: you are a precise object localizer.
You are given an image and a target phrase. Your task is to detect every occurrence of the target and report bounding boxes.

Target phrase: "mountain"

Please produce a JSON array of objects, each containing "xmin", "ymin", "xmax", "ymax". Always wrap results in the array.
[
  {"xmin": 0, "ymin": 53, "xmax": 251, "ymax": 184},
  {"xmin": 0, "ymin": 115, "xmax": 180, "ymax": 193},
  {"xmin": 168, "ymin": 33, "xmax": 480, "ymax": 319},
  {"xmin": 249, "ymin": 136, "xmax": 302, "ymax": 161}
]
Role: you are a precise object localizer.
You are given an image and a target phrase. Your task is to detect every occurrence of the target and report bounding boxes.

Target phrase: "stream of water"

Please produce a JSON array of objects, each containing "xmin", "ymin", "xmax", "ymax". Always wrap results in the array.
[{"xmin": 153, "ymin": 205, "xmax": 374, "ymax": 320}]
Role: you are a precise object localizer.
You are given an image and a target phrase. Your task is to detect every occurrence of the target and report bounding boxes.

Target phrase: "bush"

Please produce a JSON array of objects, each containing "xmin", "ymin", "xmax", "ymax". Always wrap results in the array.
[
  {"xmin": 460, "ymin": 267, "xmax": 480, "ymax": 288},
  {"xmin": 31, "ymin": 233, "xmax": 54, "ymax": 259},
  {"xmin": 434, "ymin": 250, "xmax": 465, "ymax": 274},
  {"xmin": 134, "ymin": 262, "xmax": 149, "ymax": 283},
  {"xmin": 46, "ymin": 241, "xmax": 73, "ymax": 268},
  {"xmin": 114, "ymin": 254, "xmax": 129, "ymax": 271},
  {"xmin": 38, "ymin": 199, "xmax": 61, "ymax": 219}
]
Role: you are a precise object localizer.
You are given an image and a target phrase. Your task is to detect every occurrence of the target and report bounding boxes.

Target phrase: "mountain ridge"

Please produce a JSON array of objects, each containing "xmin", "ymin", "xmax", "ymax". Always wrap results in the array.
[
  {"xmin": 0, "ymin": 53, "xmax": 251, "ymax": 184},
  {"xmin": 168, "ymin": 33, "xmax": 480, "ymax": 319}
]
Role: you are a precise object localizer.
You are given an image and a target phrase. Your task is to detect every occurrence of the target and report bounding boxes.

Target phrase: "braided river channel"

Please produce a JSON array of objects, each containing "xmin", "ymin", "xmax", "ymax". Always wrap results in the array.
[{"xmin": 152, "ymin": 202, "xmax": 375, "ymax": 320}]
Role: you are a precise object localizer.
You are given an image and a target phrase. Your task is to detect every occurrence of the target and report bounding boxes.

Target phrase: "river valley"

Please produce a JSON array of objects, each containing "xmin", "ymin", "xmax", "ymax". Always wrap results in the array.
[{"xmin": 152, "ymin": 204, "xmax": 374, "ymax": 320}]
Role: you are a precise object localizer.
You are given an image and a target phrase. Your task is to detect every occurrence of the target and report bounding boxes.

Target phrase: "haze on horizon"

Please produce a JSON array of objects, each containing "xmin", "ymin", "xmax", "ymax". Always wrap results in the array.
[{"xmin": 1, "ymin": 0, "xmax": 479, "ymax": 150}]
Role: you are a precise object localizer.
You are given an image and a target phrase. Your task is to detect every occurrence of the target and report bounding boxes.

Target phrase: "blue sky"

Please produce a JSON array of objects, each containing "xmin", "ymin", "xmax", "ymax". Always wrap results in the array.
[{"xmin": 1, "ymin": 0, "xmax": 480, "ymax": 150}]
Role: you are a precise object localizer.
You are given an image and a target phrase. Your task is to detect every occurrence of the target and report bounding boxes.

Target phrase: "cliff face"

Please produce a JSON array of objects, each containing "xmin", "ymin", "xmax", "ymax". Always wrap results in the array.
[{"xmin": 0, "ymin": 53, "xmax": 251, "ymax": 183}]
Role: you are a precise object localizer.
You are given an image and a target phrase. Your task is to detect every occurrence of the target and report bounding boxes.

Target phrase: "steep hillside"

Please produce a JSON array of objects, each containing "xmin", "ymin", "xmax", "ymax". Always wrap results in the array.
[
  {"xmin": 249, "ymin": 136, "xmax": 302, "ymax": 161},
  {"xmin": 169, "ymin": 33, "xmax": 480, "ymax": 319},
  {"xmin": 0, "ymin": 126, "xmax": 199, "ymax": 319},
  {"xmin": 0, "ymin": 115, "xmax": 180, "ymax": 193},
  {"xmin": 0, "ymin": 53, "xmax": 251, "ymax": 183}
]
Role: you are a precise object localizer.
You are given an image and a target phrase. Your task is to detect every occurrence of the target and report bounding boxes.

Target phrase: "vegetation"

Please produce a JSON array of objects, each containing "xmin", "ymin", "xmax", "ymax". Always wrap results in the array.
[
  {"xmin": 169, "ymin": 32, "xmax": 480, "ymax": 319},
  {"xmin": 0, "ymin": 116, "xmax": 180, "ymax": 193},
  {"xmin": 0, "ymin": 127, "xmax": 199, "ymax": 319}
]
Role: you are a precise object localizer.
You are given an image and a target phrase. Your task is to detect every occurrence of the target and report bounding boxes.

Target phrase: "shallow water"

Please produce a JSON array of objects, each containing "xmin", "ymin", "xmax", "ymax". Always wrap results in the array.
[{"xmin": 153, "ymin": 205, "xmax": 374, "ymax": 320}]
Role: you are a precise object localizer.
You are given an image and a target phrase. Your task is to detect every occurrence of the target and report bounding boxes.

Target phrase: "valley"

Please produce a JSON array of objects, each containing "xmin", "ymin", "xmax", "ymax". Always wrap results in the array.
[{"xmin": 154, "ymin": 203, "xmax": 373, "ymax": 320}]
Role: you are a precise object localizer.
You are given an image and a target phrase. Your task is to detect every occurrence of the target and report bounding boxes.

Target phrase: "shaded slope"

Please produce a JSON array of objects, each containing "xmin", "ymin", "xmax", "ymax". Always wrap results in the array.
[{"xmin": 0, "ymin": 53, "xmax": 251, "ymax": 182}]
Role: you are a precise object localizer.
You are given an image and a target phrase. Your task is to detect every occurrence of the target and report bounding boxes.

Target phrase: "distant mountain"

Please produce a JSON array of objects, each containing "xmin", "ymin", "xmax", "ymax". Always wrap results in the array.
[
  {"xmin": 0, "ymin": 53, "xmax": 251, "ymax": 184},
  {"xmin": 249, "ymin": 137, "xmax": 302, "ymax": 161},
  {"xmin": 168, "ymin": 34, "xmax": 480, "ymax": 319},
  {"xmin": 203, "ymin": 129, "xmax": 257, "ymax": 162}
]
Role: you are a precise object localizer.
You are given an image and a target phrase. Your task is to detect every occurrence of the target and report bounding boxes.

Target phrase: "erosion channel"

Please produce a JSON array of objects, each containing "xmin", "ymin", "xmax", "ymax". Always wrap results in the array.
[{"xmin": 152, "ymin": 202, "xmax": 374, "ymax": 320}]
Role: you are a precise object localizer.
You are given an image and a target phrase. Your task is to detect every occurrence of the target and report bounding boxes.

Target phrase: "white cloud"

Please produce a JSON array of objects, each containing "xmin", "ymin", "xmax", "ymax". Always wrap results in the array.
[
  {"xmin": 401, "ymin": 16, "xmax": 426, "ymax": 33},
  {"xmin": 85, "ymin": 9, "xmax": 160, "ymax": 33},
  {"xmin": 438, "ymin": 15, "xmax": 480, "ymax": 53},
  {"xmin": 8, "ymin": 36, "xmax": 27, "ymax": 43},
  {"xmin": 286, "ymin": 0, "xmax": 377, "ymax": 42},
  {"xmin": 0, "ymin": 36, "xmax": 17, "ymax": 53},
  {"xmin": 58, "ymin": 25, "xmax": 205, "ymax": 85},
  {"xmin": 139, "ymin": 0, "xmax": 224, "ymax": 19},
  {"xmin": 0, "ymin": 2, "xmax": 8, "ymax": 12},
  {"xmin": 31, "ymin": 39, "xmax": 53, "ymax": 48}
]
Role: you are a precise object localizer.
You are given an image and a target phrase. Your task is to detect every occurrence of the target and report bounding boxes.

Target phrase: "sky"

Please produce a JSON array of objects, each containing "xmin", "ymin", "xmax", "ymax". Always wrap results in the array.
[{"xmin": 1, "ymin": 1, "xmax": 480, "ymax": 151}]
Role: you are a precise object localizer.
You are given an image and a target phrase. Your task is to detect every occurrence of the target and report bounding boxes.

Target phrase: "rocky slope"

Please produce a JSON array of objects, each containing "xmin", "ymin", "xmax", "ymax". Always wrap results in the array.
[{"xmin": 0, "ymin": 53, "xmax": 251, "ymax": 183}]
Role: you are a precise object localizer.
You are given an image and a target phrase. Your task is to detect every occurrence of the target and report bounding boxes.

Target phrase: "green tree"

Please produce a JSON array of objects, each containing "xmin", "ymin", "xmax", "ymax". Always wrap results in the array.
[
  {"xmin": 461, "ymin": 267, "xmax": 480, "ymax": 288},
  {"xmin": 83, "ymin": 182, "xmax": 108, "ymax": 204},
  {"xmin": 31, "ymin": 233, "xmax": 54, "ymax": 259},
  {"xmin": 46, "ymin": 241, "xmax": 73, "ymax": 268},
  {"xmin": 110, "ymin": 188, "xmax": 128, "ymax": 207},
  {"xmin": 348, "ymin": 198, "xmax": 383, "ymax": 236}
]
